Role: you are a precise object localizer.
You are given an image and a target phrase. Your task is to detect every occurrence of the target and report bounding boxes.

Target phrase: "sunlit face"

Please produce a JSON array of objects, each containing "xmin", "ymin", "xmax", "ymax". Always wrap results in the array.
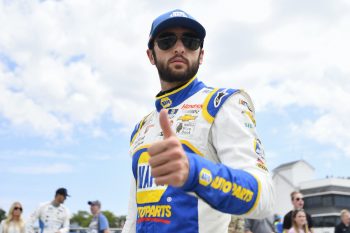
[
  {"xmin": 56, "ymin": 194, "xmax": 66, "ymax": 204},
  {"xmin": 147, "ymin": 27, "xmax": 204, "ymax": 85},
  {"xmin": 292, "ymin": 193, "xmax": 304, "ymax": 209},
  {"xmin": 294, "ymin": 211, "xmax": 307, "ymax": 226},
  {"xmin": 342, "ymin": 212, "xmax": 350, "ymax": 225},
  {"xmin": 12, "ymin": 204, "xmax": 23, "ymax": 217},
  {"xmin": 90, "ymin": 204, "xmax": 100, "ymax": 215}
]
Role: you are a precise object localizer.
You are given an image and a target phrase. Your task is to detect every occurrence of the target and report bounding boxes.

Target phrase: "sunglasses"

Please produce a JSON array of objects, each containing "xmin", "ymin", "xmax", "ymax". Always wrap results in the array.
[
  {"xmin": 14, "ymin": 207, "xmax": 23, "ymax": 211},
  {"xmin": 155, "ymin": 32, "xmax": 202, "ymax": 51},
  {"xmin": 295, "ymin": 197, "xmax": 304, "ymax": 201}
]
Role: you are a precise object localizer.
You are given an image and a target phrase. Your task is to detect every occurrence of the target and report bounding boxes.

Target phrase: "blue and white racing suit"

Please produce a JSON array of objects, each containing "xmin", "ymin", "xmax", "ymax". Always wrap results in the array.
[
  {"xmin": 122, "ymin": 76, "xmax": 275, "ymax": 233},
  {"xmin": 27, "ymin": 202, "xmax": 70, "ymax": 233}
]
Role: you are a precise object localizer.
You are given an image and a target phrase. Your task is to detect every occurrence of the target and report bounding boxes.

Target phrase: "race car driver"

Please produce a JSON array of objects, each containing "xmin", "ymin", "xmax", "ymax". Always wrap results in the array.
[
  {"xmin": 27, "ymin": 188, "xmax": 71, "ymax": 233},
  {"xmin": 122, "ymin": 9, "xmax": 275, "ymax": 233}
]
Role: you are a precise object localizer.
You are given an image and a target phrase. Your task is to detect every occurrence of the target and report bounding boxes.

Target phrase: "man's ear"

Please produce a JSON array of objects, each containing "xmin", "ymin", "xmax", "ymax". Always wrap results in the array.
[
  {"xmin": 147, "ymin": 49, "xmax": 156, "ymax": 65},
  {"xmin": 199, "ymin": 49, "xmax": 204, "ymax": 65}
]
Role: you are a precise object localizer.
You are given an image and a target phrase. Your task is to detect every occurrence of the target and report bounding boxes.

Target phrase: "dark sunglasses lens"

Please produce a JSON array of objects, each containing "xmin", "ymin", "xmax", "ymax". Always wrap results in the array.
[
  {"xmin": 157, "ymin": 36, "xmax": 177, "ymax": 50},
  {"xmin": 182, "ymin": 37, "xmax": 201, "ymax": 50},
  {"xmin": 14, "ymin": 207, "xmax": 23, "ymax": 211}
]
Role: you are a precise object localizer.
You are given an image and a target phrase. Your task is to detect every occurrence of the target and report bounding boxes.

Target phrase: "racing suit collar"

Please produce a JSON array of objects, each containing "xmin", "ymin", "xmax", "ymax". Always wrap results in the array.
[{"xmin": 155, "ymin": 76, "xmax": 206, "ymax": 111}]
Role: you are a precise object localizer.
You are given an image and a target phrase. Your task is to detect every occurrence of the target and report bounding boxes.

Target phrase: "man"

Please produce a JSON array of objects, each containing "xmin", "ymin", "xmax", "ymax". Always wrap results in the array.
[
  {"xmin": 122, "ymin": 9, "xmax": 274, "ymax": 233},
  {"xmin": 244, "ymin": 217, "xmax": 275, "ymax": 233},
  {"xmin": 335, "ymin": 209, "xmax": 350, "ymax": 233},
  {"xmin": 87, "ymin": 200, "xmax": 109, "ymax": 233},
  {"xmin": 282, "ymin": 191, "xmax": 313, "ymax": 233},
  {"xmin": 27, "ymin": 188, "xmax": 71, "ymax": 233}
]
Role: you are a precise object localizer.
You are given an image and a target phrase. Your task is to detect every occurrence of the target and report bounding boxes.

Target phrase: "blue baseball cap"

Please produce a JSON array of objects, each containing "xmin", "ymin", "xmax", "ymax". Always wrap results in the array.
[{"xmin": 148, "ymin": 9, "xmax": 206, "ymax": 49}]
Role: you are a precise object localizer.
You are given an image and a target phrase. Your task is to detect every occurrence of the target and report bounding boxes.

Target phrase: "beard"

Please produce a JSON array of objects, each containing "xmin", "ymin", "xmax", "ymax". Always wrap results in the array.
[{"xmin": 153, "ymin": 51, "xmax": 200, "ymax": 83}]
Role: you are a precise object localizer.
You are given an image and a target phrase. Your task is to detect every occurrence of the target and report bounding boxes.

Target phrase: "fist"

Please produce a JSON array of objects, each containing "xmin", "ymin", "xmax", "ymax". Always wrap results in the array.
[{"xmin": 148, "ymin": 109, "xmax": 189, "ymax": 187}]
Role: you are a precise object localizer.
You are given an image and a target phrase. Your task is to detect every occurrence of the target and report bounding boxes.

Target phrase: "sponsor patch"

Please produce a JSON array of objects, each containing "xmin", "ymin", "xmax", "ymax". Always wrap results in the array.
[
  {"xmin": 254, "ymin": 138, "xmax": 265, "ymax": 158},
  {"xmin": 160, "ymin": 97, "xmax": 172, "ymax": 108},
  {"xmin": 177, "ymin": 114, "xmax": 197, "ymax": 122},
  {"xmin": 214, "ymin": 89, "xmax": 228, "ymax": 108},
  {"xmin": 137, "ymin": 152, "xmax": 167, "ymax": 204},
  {"xmin": 181, "ymin": 104, "xmax": 202, "ymax": 109},
  {"xmin": 239, "ymin": 99, "xmax": 253, "ymax": 112},
  {"xmin": 199, "ymin": 168, "xmax": 212, "ymax": 186},
  {"xmin": 175, "ymin": 121, "xmax": 195, "ymax": 136},
  {"xmin": 167, "ymin": 109, "xmax": 179, "ymax": 119},
  {"xmin": 242, "ymin": 110, "xmax": 256, "ymax": 126}
]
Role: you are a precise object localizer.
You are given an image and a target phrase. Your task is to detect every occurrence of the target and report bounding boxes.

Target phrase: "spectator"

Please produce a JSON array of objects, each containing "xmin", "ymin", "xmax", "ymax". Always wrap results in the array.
[
  {"xmin": 334, "ymin": 209, "xmax": 350, "ymax": 233},
  {"xmin": 27, "ymin": 188, "xmax": 70, "ymax": 233},
  {"xmin": 283, "ymin": 191, "xmax": 313, "ymax": 233},
  {"xmin": 274, "ymin": 215, "xmax": 283, "ymax": 233},
  {"xmin": 288, "ymin": 209, "xmax": 310, "ymax": 233},
  {"xmin": 87, "ymin": 201, "xmax": 109, "ymax": 233},
  {"xmin": 244, "ymin": 216, "xmax": 275, "ymax": 233},
  {"xmin": 0, "ymin": 202, "xmax": 25, "ymax": 233}
]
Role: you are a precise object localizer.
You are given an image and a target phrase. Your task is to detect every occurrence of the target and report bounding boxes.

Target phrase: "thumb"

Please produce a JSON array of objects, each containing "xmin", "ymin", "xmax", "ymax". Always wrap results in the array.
[{"xmin": 159, "ymin": 109, "xmax": 174, "ymax": 139}]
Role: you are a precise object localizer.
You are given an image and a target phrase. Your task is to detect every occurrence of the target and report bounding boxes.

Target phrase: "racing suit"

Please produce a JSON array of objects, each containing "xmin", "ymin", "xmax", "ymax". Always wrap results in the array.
[
  {"xmin": 122, "ymin": 76, "xmax": 275, "ymax": 233},
  {"xmin": 27, "ymin": 202, "xmax": 70, "ymax": 233}
]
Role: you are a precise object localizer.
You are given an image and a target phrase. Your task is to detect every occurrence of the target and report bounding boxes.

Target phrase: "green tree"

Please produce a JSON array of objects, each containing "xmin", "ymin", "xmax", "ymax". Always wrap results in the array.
[
  {"xmin": 101, "ymin": 211, "xmax": 118, "ymax": 228},
  {"xmin": 115, "ymin": 215, "xmax": 126, "ymax": 228},
  {"xmin": 70, "ymin": 210, "xmax": 92, "ymax": 227},
  {"xmin": 0, "ymin": 208, "xmax": 6, "ymax": 222}
]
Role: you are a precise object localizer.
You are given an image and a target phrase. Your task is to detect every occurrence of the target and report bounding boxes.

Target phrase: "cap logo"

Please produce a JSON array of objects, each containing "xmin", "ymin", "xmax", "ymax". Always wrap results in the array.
[{"xmin": 170, "ymin": 11, "xmax": 188, "ymax": 18}]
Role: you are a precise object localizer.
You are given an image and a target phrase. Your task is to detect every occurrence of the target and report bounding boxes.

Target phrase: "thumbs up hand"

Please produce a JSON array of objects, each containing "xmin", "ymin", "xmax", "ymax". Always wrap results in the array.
[{"xmin": 148, "ymin": 109, "xmax": 189, "ymax": 187}]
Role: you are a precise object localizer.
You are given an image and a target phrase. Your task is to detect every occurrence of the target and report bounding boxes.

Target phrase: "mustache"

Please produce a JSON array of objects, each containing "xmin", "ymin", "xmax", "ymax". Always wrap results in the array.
[{"xmin": 168, "ymin": 55, "xmax": 189, "ymax": 64}]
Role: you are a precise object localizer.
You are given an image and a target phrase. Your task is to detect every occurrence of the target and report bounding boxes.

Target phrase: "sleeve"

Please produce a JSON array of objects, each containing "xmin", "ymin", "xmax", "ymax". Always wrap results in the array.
[
  {"xmin": 0, "ymin": 220, "xmax": 4, "ymax": 233},
  {"xmin": 181, "ymin": 91, "xmax": 275, "ymax": 218},
  {"xmin": 121, "ymin": 177, "xmax": 137, "ymax": 233},
  {"xmin": 283, "ymin": 212, "xmax": 291, "ymax": 229},
  {"xmin": 26, "ymin": 205, "xmax": 42, "ymax": 233},
  {"xmin": 98, "ymin": 214, "xmax": 109, "ymax": 230},
  {"xmin": 334, "ymin": 225, "xmax": 341, "ymax": 233},
  {"xmin": 244, "ymin": 219, "xmax": 252, "ymax": 231},
  {"xmin": 58, "ymin": 207, "xmax": 70, "ymax": 233},
  {"xmin": 306, "ymin": 213, "xmax": 313, "ymax": 228}
]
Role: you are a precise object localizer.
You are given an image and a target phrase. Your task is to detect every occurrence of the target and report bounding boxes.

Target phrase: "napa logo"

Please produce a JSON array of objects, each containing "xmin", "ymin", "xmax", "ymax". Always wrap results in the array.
[
  {"xmin": 170, "ymin": 11, "xmax": 187, "ymax": 18},
  {"xmin": 199, "ymin": 168, "xmax": 212, "ymax": 186},
  {"xmin": 160, "ymin": 97, "xmax": 172, "ymax": 108},
  {"xmin": 137, "ymin": 152, "xmax": 167, "ymax": 204}
]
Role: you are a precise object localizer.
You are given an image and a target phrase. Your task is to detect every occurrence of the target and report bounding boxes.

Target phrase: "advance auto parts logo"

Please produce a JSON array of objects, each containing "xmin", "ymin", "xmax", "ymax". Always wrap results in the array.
[{"xmin": 137, "ymin": 152, "xmax": 167, "ymax": 204}]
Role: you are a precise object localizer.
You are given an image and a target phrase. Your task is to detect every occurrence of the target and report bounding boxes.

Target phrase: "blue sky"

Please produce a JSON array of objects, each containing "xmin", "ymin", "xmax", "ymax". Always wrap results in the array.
[{"xmin": 1, "ymin": 0, "xmax": 350, "ymax": 219}]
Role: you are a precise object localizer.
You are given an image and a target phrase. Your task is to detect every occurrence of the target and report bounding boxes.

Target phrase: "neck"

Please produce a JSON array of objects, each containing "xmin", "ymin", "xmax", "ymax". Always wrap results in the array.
[
  {"xmin": 52, "ymin": 200, "xmax": 60, "ymax": 207},
  {"xmin": 94, "ymin": 212, "xmax": 100, "ymax": 216},
  {"xmin": 12, "ymin": 216, "xmax": 20, "ymax": 221},
  {"xmin": 160, "ymin": 80, "xmax": 186, "ymax": 92}
]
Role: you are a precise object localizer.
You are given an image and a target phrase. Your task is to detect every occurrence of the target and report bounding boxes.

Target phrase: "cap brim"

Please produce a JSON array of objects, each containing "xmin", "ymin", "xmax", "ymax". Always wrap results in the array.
[{"xmin": 148, "ymin": 17, "xmax": 205, "ymax": 48}]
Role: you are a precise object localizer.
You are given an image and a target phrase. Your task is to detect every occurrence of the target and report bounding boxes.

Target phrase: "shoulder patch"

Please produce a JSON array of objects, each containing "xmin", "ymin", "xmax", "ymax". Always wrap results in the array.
[
  {"xmin": 202, "ymin": 88, "xmax": 239, "ymax": 123},
  {"xmin": 130, "ymin": 113, "xmax": 152, "ymax": 145}
]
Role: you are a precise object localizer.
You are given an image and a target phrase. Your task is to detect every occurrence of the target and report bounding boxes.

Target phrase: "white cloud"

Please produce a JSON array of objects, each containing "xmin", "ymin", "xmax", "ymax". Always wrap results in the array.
[{"xmin": 1, "ymin": 0, "xmax": 350, "ymax": 157}]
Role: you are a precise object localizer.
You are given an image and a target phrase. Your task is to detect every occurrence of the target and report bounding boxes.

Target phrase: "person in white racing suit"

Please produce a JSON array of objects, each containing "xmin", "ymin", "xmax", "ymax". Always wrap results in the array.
[
  {"xmin": 27, "ymin": 188, "xmax": 70, "ymax": 233},
  {"xmin": 122, "ymin": 9, "xmax": 275, "ymax": 233}
]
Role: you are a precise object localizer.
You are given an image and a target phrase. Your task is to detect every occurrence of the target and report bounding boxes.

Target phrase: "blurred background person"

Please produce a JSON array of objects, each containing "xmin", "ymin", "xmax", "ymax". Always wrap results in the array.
[
  {"xmin": 0, "ymin": 202, "xmax": 25, "ymax": 233},
  {"xmin": 244, "ymin": 216, "xmax": 275, "ymax": 233},
  {"xmin": 87, "ymin": 201, "xmax": 109, "ymax": 233},
  {"xmin": 27, "ymin": 188, "xmax": 70, "ymax": 233},
  {"xmin": 283, "ymin": 191, "xmax": 313, "ymax": 233},
  {"xmin": 288, "ymin": 209, "xmax": 310, "ymax": 233},
  {"xmin": 334, "ymin": 209, "xmax": 350, "ymax": 233}
]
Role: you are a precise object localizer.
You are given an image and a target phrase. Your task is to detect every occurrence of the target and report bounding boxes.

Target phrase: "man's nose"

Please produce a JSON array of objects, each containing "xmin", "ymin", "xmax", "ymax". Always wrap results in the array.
[{"xmin": 173, "ymin": 38, "xmax": 185, "ymax": 53}]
